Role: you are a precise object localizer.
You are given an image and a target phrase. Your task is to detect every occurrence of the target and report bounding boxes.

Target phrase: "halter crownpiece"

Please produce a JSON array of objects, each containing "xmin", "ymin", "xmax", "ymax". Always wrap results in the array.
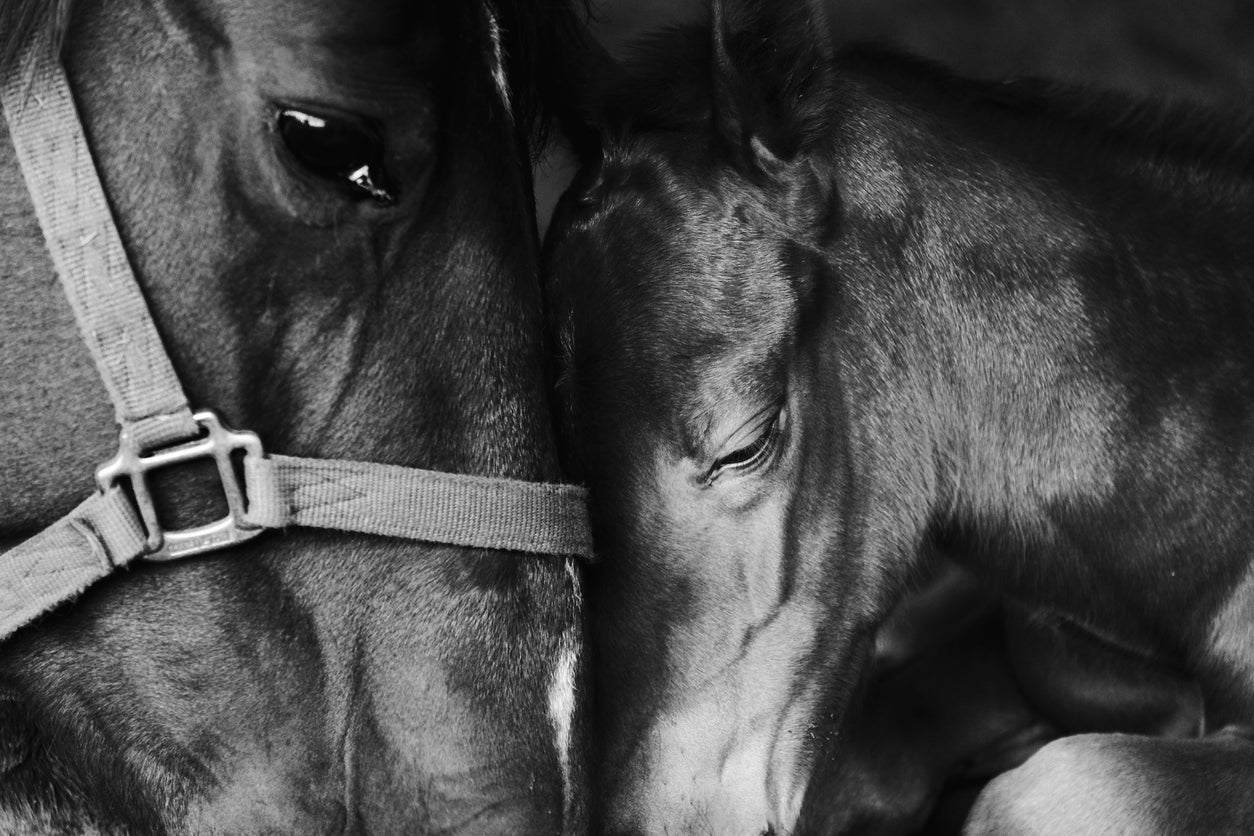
[{"xmin": 0, "ymin": 21, "xmax": 594, "ymax": 642}]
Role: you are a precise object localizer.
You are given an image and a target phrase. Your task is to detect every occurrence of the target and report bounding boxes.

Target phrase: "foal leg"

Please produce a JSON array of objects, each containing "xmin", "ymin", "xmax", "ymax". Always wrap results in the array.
[
  {"xmin": 965, "ymin": 729, "xmax": 1254, "ymax": 835},
  {"xmin": 798, "ymin": 609, "xmax": 1053, "ymax": 835},
  {"xmin": 1004, "ymin": 608, "xmax": 1202, "ymax": 739}
]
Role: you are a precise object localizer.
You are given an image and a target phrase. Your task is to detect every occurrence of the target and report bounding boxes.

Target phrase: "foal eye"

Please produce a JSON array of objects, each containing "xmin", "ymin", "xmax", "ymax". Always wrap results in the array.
[
  {"xmin": 710, "ymin": 411, "xmax": 781, "ymax": 480},
  {"xmin": 277, "ymin": 108, "xmax": 396, "ymax": 204}
]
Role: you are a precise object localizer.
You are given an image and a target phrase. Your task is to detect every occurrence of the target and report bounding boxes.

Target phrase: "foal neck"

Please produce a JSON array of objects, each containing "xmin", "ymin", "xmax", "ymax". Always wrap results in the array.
[{"xmin": 835, "ymin": 78, "xmax": 1254, "ymax": 636}]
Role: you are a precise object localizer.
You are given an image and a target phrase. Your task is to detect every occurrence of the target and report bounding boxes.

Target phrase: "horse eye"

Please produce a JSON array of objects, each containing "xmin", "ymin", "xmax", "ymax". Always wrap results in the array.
[
  {"xmin": 277, "ymin": 108, "xmax": 396, "ymax": 204},
  {"xmin": 711, "ymin": 412, "xmax": 780, "ymax": 479}
]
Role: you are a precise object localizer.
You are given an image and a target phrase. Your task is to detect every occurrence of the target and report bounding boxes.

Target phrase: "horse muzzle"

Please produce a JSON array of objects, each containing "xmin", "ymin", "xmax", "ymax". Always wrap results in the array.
[{"xmin": 598, "ymin": 690, "xmax": 814, "ymax": 835}]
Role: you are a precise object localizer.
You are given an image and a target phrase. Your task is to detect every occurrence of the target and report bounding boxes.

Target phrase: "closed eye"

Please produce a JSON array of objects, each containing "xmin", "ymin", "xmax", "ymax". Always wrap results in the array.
[{"xmin": 708, "ymin": 408, "xmax": 782, "ymax": 484}]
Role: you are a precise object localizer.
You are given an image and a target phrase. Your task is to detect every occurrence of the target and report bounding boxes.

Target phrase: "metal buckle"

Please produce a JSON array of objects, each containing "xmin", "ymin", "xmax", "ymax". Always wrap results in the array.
[{"xmin": 95, "ymin": 410, "xmax": 265, "ymax": 561}]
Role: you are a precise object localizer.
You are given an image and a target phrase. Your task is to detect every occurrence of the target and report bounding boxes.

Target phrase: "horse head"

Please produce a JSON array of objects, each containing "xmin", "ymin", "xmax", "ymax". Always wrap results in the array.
[
  {"xmin": 546, "ymin": 0, "xmax": 897, "ymax": 831},
  {"xmin": 0, "ymin": 0, "xmax": 593, "ymax": 831},
  {"xmin": 550, "ymin": 0, "xmax": 1254, "ymax": 828}
]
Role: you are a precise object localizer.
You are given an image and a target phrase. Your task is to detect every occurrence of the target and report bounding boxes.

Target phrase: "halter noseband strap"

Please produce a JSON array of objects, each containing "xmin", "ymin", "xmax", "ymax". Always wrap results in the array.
[{"xmin": 0, "ymin": 31, "xmax": 593, "ymax": 642}]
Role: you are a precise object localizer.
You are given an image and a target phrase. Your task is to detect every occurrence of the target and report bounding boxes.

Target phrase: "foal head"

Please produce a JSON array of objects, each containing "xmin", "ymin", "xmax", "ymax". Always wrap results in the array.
[
  {"xmin": 547, "ymin": 1, "xmax": 863, "ymax": 831},
  {"xmin": 556, "ymin": 0, "xmax": 1254, "ymax": 830},
  {"xmin": 0, "ymin": 0, "xmax": 591, "ymax": 831}
]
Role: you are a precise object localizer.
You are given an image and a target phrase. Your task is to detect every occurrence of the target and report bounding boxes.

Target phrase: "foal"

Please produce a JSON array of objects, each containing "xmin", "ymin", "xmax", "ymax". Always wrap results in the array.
[{"xmin": 546, "ymin": 0, "xmax": 1254, "ymax": 831}]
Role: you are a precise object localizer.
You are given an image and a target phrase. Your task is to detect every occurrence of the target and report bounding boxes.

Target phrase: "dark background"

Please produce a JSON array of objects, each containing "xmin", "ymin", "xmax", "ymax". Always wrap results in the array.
[
  {"xmin": 591, "ymin": 0, "xmax": 1254, "ymax": 106},
  {"xmin": 535, "ymin": 0, "xmax": 1254, "ymax": 235}
]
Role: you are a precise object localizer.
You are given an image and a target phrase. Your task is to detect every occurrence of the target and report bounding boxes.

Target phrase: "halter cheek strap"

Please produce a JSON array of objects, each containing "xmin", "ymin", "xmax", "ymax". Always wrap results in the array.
[{"xmin": 0, "ymin": 32, "xmax": 593, "ymax": 642}]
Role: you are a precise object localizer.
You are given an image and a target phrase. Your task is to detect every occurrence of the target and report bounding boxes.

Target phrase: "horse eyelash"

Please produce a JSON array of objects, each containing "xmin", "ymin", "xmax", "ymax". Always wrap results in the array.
[{"xmin": 706, "ymin": 410, "xmax": 782, "ymax": 485}]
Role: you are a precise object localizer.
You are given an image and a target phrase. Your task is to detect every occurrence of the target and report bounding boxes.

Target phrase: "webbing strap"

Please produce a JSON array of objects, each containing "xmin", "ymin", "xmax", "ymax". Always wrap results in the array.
[
  {"xmin": 247, "ymin": 456, "xmax": 593, "ymax": 557},
  {"xmin": 0, "ymin": 34, "xmax": 197, "ymax": 451},
  {"xmin": 0, "ymin": 490, "xmax": 147, "ymax": 640},
  {"xmin": 0, "ymin": 451, "xmax": 594, "ymax": 642}
]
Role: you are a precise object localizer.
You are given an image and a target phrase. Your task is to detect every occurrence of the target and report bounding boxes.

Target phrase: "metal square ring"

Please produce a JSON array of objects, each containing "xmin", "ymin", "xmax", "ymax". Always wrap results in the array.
[{"xmin": 95, "ymin": 410, "xmax": 266, "ymax": 561}]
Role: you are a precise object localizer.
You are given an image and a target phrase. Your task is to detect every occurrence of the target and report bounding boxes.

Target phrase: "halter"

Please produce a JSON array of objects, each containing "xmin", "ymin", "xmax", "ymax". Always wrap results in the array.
[{"xmin": 0, "ymin": 28, "xmax": 594, "ymax": 641}]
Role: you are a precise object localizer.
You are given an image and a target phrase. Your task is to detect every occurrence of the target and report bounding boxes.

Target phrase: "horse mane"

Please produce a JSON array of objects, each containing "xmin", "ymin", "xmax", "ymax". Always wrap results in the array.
[
  {"xmin": 602, "ymin": 26, "xmax": 719, "ymax": 138},
  {"xmin": 489, "ymin": 0, "xmax": 594, "ymax": 152},
  {"xmin": 604, "ymin": 26, "xmax": 1254, "ymax": 189},
  {"xmin": 841, "ymin": 43, "xmax": 1254, "ymax": 184}
]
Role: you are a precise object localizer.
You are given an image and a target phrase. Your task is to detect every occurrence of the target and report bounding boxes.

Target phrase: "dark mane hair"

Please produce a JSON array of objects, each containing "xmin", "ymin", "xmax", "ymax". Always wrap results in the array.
[
  {"xmin": 838, "ymin": 43, "xmax": 1254, "ymax": 185},
  {"xmin": 601, "ymin": 25, "xmax": 1254, "ymax": 190},
  {"xmin": 490, "ymin": 0, "xmax": 594, "ymax": 152},
  {"xmin": 602, "ymin": 26, "xmax": 719, "ymax": 137}
]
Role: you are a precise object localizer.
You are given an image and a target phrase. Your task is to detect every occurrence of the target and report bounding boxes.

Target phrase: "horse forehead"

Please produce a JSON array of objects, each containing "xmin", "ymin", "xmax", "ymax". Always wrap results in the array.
[
  {"xmin": 212, "ymin": 0, "xmax": 515, "ymax": 91},
  {"xmin": 590, "ymin": 155, "xmax": 782, "ymax": 284},
  {"xmin": 557, "ymin": 145, "xmax": 796, "ymax": 415},
  {"xmin": 634, "ymin": 205, "xmax": 794, "ymax": 340},
  {"xmin": 176, "ymin": 0, "xmax": 488, "ymax": 103},
  {"xmin": 220, "ymin": 0, "xmax": 450, "ymax": 41},
  {"xmin": 563, "ymin": 181, "xmax": 793, "ymax": 378},
  {"xmin": 611, "ymin": 152, "xmax": 789, "ymax": 265}
]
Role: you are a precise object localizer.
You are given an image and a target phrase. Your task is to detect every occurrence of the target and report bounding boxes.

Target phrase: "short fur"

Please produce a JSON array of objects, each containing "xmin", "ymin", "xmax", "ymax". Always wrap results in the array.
[
  {"xmin": 1, "ymin": 0, "xmax": 594, "ymax": 832},
  {"xmin": 546, "ymin": 0, "xmax": 1254, "ymax": 831}
]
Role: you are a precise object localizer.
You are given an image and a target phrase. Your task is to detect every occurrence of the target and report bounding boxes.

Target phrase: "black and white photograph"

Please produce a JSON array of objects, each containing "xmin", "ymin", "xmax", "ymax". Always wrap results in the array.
[{"xmin": 2, "ymin": 0, "xmax": 1254, "ymax": 832}]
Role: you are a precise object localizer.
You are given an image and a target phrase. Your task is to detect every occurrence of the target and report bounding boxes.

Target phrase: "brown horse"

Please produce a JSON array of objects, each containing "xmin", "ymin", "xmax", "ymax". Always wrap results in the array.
[
  {"xmin": 545, "ymin": 0, "xmax": 1254, "ymax": 831},
  {"xmin": 0, "ymin": 0, "xmax": 596, "ymax": 832}
]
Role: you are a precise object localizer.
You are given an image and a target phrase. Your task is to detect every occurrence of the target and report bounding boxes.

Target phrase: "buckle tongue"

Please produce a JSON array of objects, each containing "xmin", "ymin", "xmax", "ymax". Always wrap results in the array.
[{"xmin": 95, "ymin": 410, "xmax": 265, "ymax": 561}]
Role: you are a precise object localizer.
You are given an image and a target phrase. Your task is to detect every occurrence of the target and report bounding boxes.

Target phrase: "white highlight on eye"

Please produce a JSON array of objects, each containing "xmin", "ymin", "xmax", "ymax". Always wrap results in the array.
[
  {"xmin": 483, "ymin": 2, "xmax": 514, "ymax": 122},
  {"xmin": 286, "ymin": 111, "xmax": 326, "ymax": 129}
]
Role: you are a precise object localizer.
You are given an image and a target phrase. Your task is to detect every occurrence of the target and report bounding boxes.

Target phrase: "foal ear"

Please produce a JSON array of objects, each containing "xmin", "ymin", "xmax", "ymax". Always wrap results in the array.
[{"xmin": 711, "ymin": 0, "xmax": 835, "ymax": 173}]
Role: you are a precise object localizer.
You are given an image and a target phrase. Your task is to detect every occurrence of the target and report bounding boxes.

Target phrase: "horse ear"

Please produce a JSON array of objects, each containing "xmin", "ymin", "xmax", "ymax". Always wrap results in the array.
[{"xmin": 711, "ymin": 0, "xmax": 835, "ymax": 173}]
